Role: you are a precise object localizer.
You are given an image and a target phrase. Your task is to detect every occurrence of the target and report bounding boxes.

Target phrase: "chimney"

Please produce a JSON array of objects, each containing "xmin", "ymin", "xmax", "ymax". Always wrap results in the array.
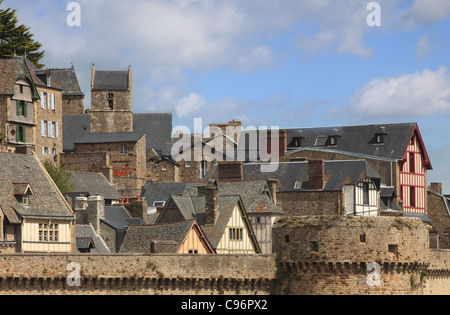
[
  {"xmin": 429, "ymin": 183, "xmax": 443, "ymax": 195},
  {"xmin": 87, "ymin": 195, "xmax": 105, "ymax": 234},
  {"xmin": 74, "ymin": 196, "xmax": 88, "ymax": 225},
  {"xmin": 218, "ymin": 161, "xmax": 243, "ymax": 181},
  {"xmin": 263, "ymin": 129, "xmax": 288, "ymax": 158},
  {"xmin": 267, "ymin": 179, "xmax": 279, "ymax": 206},
  {"xmin": 308, "ymin": 160, "xmax": 325, "ymax": 190},
  {"xmin": 124, "ymin": 199, "xmax": 148, "ymax": 223},
  {"xmin": 205, "ymin": 181, "xmax": 219, "ymax": 226}
]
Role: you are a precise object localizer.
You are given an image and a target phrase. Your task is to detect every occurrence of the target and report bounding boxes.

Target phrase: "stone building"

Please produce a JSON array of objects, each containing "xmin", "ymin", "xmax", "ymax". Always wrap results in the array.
[
  {"xmin": 89, "ymin": 64, "xmax": 133, "ymax": 134},
  {"xmin": 0, "ymin": 152, "xmax": 76, "ymax": 253},
  {"xmin": 0, "ymin": 57, "xmax": 63, "ymax": 162},
  {"xmin": 427, "ymin": 183, "xmax": 450, "ymax": 249},
  {"xmin": 47, "ymin": 66, "xmax": 85, "ymax": 115}
]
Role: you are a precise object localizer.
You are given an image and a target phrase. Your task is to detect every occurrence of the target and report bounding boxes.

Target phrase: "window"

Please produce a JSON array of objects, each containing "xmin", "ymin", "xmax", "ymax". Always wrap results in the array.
[
  {"xmin": 39, "ymin": 223, "xmax": 59, "ymax": 242},
  {"xmin": 16, "ymin": 100, "xmax": 27, "ymax": 117},
  {"xmin": 328, "ymin": 136, "xmax": 338, "ymax": 146},
  {"xmin": 119, "ymin": 143, "xmax": 127, "ymax": 155},
  {"xmin": 314, "ymin": 136, "xmax": 328, "ymax": 146},
  {"xmin": 410, "ymin": 186, "xmax": 416, "ymax": 207},
  {"xmin": 41, "ymin": 92, "xmax": 47, "ymax": 108},
  {"xmin": 293, "ymin": 137, "xmax": 302, "ymax": 147},
  {"xmin": 360, "ymin": 233, "xmax": 367, "ymax": 243},
  {"xmin": 375, "ymin": 134, "xmax": 384, "ymax": 144},
  {"xmin": 409, "ymin": 153, "xmax": 415, "ymax": 173},
  {"xmin": 41, "ymin": 120, "xmax": 47, "ymax": 137},
  {"xmin": 388, "ymin": 244, "xmax": 398, "ymax": 256},
  {"xmin": 153, "ymin": 201, "xmax": 165, "ymax": 207},
  {"xmin": 107, "ymin": 92, "xmax": 115, "ymax": 110},
  {"xmin": 16, "ymin": 126, "xmax": 25, "ymax": 143},
  {"xmin": 51, "ymin": 94, "xmax": 55, "ymax": 111},
  {"xmin": 362, "ymin": 182, "xmax": 370, "ymax": 205},
  {"xmin": 284, "ymin": 235, "xmax": 290, "ymax": 243},
  {"xmin": 185, "ymin": 161, "xmax": 191, "ymax": 168},
  {"xmin": 48, "ymin": 121, "xmax": 54, "ymax": 138},
  {"xmin": 310, "ymin": 241, "xmax": 319, "ymax": 252},
  {"xmin": 162, "ymin": 165, "xmax": 168, "ymax": 171},
  {"xmin": 19, "ymin": 85, "xmax": 23, "ymax": 94},
  {"xmin": 188, "ymin": 250, "xmax": 199, "ymax": 254},
  {"xmin": 229, "ymin": 228, "xmax": 243, "ymax": 241}
]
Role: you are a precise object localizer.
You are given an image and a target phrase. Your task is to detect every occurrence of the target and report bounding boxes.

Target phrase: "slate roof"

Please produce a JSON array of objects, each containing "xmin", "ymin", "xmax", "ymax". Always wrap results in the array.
[
  {"xmin": 284, "ymin": 122, "xmax": 422, "ymax": 162},
  {"xmin": 73, "ymin": 131, "xmax": 145, "ymax": 145},
  {"xmin": 92, "ymin": 70, "xmax": 129, "ymax": 90},
  {"xmin": 240, "ymin": 160, "xmax": 381, "ymax": 192},
  {"xmin": 0, "ymin": 57, "xmax": 42, "ymax": 98},
  {"xmin": 48, "ymin": 67, "xmax": 84, "ymax": 96},
  {"xmin": 120, "ymin": 220, "xmax": 198, "ymax": 253},
  {"xmin": 160, "ymin": 195, "xmax": 256, "ymax": 250},
  {"xmin": 68, "ymin": 171, "xmax": 121, "ymax": 200},
  {"xmin": 62, "ymin": 113, "xmax": 172, "ymax": 155},
  {"xmin": 141, "ymin": 180, "xmax": 283, "ymax": 214},
  {"xmin": 0, "ymin": 152, "xmax": 74, "ymax": 220},
  {"xmin": 76, "ymin": 224, "xmax": 110, "ymax": 253}
]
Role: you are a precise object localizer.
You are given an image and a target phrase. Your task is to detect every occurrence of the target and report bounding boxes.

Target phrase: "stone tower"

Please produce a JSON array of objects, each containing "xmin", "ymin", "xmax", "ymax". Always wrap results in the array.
[{"xmin": 89, "ymin": 64, "xmax": 133, "ymax": 133}]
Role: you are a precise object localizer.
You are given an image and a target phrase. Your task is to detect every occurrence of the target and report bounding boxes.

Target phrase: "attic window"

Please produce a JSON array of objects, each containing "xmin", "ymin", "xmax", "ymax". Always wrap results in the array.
[
  {"xmin": 375, "ymin": 134, "xmax": 384, "ymax": 144},
  {"xmin": 294, "ymin": 181, "xmax": 303, "ymax": 189},
  {"xmin": 328, "ymin": 136, "xmax": 338, "ymax": 146},
  {"xmin": 153, "ymin": 201, "xmax": 165, "ymax": 207},
  {"xmin": 293, "ymin": 137, "xmax": 302, "ymax": 147},
  {"xmin": 314, "ymin": 136, "xmax": 328, "ymax": 146}
]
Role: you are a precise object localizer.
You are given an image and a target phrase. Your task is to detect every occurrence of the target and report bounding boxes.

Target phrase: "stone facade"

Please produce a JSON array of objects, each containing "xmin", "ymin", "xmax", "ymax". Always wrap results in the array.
[
  {"xmin": 427, "ymin": 183, "xmax": 450, "ymax": 249},
  {"xmin": 62, "ymin": 95, "xmax": 84, "ymax": 115},
  {"xmin": 277, "ymin": 191, "xmax": 342, "ymax": 216}
]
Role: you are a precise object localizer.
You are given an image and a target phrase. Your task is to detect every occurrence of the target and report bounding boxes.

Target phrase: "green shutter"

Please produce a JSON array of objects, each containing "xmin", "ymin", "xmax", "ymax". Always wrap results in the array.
[
  {"xmin": 16, "ymin": 100, "xmax": 20, "ymax": 116},
  {"xmin": 15, "ymin": 126, "xmax": 19, "ymax": 142},
  {"xmin": 22, "ymin": 127, "xmax": 26, "ymax": 143},
  {"xmin": 23, "ymin": 101, "xmax": 27, "ymax": 117}
]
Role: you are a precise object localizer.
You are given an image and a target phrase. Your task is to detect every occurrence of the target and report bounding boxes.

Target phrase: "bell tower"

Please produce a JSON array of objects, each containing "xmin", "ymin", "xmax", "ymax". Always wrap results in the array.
[{"xmin": 89, "ymin": 64, "xmax": 133, "ymax": 133}]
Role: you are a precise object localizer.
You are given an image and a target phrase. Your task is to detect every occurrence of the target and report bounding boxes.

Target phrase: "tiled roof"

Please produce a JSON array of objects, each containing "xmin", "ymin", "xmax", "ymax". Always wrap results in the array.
[
  {"xmin": 76, "ymin": 224, "xmax": 110, "ymax": 253},
  {"xmin": 48, "ymin": 67, "xmax": 84, "ymax": 96},
  {"xmin": 92, "ymin": 70, "xmax": 129, "ymax": 90},
  {"xmin": 241, "ymin": 160, "xmax": 381, "ymax": 192},
  {"xmin": 0, "ymin": 153, "xmax": 74, "ymax": 220},
  {"xmin": 120, "ymin": 220, "xmax": 196, "ymax": 253},
  {"xmin": 141, "ymin": 180, "xmax": 283, "ymax": 214},
  {"xmin": 62, "ymin": 113, "xmax": 173, "ymax": 154},
  {"xmin": 68, "ymin": 171, "xmax": 121, "ymax": 200}
]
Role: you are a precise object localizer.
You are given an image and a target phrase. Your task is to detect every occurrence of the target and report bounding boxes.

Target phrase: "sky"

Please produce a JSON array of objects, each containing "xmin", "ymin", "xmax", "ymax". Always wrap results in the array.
[{"xmin": 4, "ymin": 0, "xmax": 450, "ymax": 192}]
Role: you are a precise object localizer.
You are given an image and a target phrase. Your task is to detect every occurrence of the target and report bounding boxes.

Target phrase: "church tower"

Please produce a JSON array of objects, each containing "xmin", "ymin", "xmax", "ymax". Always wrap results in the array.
[{"xmin": 89, "ymin": 64, "xmax": 133, "ymax": 133}]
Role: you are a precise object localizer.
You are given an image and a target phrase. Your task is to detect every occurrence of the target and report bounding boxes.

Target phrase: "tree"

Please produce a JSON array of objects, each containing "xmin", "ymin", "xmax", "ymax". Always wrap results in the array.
[
  {"xmin": 43, "ymin": 159, "xmax": 75, "ymax": 193},
  {"xmin": 0, "ymin": 0, "xmax": 44, "ymax": 65}
]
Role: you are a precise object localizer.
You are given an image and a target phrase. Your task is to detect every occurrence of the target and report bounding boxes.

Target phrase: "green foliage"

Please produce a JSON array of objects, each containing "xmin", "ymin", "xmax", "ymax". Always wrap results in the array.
[
  {"xmin": 0, "ymin": 0, "xmax": 44, "ymax": 65},
  {"xmin": 43, "ymin": 159, "xmax": 75, "ymax": 193}
]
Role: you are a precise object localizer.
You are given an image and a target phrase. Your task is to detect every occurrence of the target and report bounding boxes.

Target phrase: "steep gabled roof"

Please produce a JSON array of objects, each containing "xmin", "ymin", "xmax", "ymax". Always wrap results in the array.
[
  {"xmin": 0, "ymin": 152, "xmax": 74, "ymax": 220},
  {"xmin": 48, "ymin": 67, "xmax": 84, "ymax": 96},
  {"xmin": 0, "ymin": 57, "xmax": 41, "ymax": 99},
  {"xmin": 68, "ymin": 171, "xmax": 121, "ymax": 200},
  {"xmin": 120, "ymin": 220, "xmax": 214, "ymax": 253}
]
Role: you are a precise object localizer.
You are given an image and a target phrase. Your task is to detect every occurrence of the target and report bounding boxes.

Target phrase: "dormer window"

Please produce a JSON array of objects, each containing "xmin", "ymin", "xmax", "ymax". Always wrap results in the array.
[
  {"xmin": 293, "ymin": 137, "xmax": 302, "ymax": 147},
  {"xmin": 13, "ymin": 183, "xmax": 34, "ymax": 206},
  {"xmin": 375, "ymin": 133, "xmax": 384, "ymax": 144},
  {"xmin": 328, "ymin": 136, "xmax": 338, "ymax": 146}
]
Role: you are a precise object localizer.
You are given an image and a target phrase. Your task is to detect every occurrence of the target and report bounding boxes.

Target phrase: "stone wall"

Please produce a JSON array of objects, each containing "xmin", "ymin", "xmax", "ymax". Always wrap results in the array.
[
  {"xmin": 427, "ymin": 190, "xmax": 450, "ymax": 249},
  {"xmin": 277, "ymin": 191, "xmax": 342, "ymax": 216},
  {"xmin": 0, "ymin": 254, "xmax": 276, "ymax": 295}
]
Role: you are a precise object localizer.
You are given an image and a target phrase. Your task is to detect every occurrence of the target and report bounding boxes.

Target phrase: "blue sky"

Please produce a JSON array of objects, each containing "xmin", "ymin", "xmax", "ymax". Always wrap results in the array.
[{"xmin": 4, "ymin": 0, "xmax": 450, "ymax": 191}]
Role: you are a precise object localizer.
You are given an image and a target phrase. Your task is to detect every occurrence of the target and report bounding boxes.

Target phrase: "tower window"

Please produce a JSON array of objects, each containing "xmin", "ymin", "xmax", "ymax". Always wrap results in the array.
[{"xmin": 107, "ymin": 92, "xmax": 115, "ymax": 110}]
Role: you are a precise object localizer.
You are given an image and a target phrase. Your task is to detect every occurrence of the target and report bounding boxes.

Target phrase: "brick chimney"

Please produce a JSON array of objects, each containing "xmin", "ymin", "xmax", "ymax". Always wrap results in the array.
[
  {"xmin": 262, "ymin": 129, "xmax": 288, "ymax": 158},
  {"xmin": 124, "ymin": 199, "xmax": 148, "ymax": 223},
  {"xmin": 308, "ymin": 160, "xmax": 325, "ymax": 190},
  {"xmin": 205, "ymin": 181, "xmax": 219, "ymax": 226},
  {"xmin": 218, "ymin": 161, "xmax": 243, "ymax": 181}
]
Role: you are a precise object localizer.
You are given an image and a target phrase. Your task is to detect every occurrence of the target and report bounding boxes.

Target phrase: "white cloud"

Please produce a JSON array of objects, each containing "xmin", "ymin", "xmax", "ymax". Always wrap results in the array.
[
  {"xmin": 175, "ymin": 92, "xmax": 207, "ymax": 117},
  {"xmin": 402, "ymin": 0, "xmax": 450, "ymax": 29},
  {"xmin": 348, "ymin": 66, "xmax": 450, "ymax": 118}
]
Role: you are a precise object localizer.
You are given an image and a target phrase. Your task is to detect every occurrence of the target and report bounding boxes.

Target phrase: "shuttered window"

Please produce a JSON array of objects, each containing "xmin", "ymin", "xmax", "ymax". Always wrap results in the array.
[{"xmin": 41, "ymin": 120, "xmax": 46, "ymax": 137}]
